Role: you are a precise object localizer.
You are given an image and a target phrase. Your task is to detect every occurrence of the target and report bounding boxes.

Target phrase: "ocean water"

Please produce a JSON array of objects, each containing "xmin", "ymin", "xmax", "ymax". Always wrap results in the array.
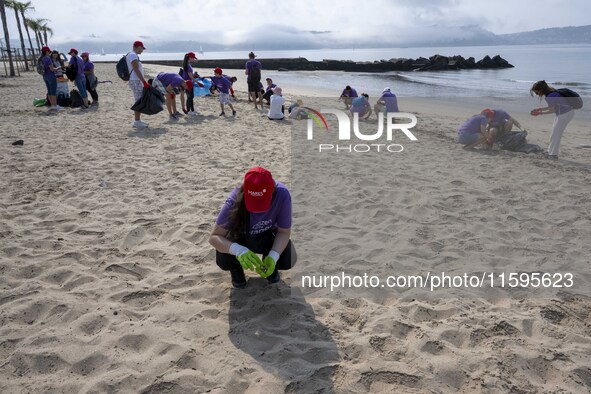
[{"xmin": 96, "ymin": 44, "xmax": 591, "ymax": 100}]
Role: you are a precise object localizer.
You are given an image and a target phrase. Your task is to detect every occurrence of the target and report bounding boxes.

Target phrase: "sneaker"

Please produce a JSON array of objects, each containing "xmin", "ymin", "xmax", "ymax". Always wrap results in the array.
[
  {"xmin": 132, "ymin": 120, "xmax": 148, "ymax": 129},
  {"xmin": 173, "ymin": 111, "xmax": 183, "ymax": 117},
  {"xmin": 266, "ymin": 270, "xmax": 281, "ymax": 284},
  {"xmin": 232, "ymin": 110, "xmax": 237, "ymax": 117},
  {"xmin": 187, "ymin": 111, "xmax": 198, "ymax": 116},
  {"xmin": 230, "ymin": 269, "xmax": 247, "ymax": 289},
  {"xmin": 169, "ymin": 114, "xmax": 179, "ymax": 122},
  {"xmin": 219, "ymin": 111, "xmax": 225, "ymax": 117},
  {"xmin": 49, "ymin": 105, "xmax": 64, "ymax": 111}
]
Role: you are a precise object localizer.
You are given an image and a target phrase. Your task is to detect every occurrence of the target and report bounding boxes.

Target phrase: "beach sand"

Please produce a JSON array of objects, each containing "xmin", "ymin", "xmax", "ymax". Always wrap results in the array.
[{"xmin": 1, "ymin": 63, "xmax": 590, "ymax": 393}]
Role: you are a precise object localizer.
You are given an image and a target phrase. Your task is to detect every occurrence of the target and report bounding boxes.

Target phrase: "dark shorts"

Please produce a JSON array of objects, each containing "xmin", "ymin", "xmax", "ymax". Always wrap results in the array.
[{"xmin": 247, "ymin": 79, "xmax": 261, "ymax": 93}]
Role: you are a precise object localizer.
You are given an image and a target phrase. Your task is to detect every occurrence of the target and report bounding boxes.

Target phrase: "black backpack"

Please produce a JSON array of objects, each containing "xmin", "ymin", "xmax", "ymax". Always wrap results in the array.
[
  {"xmin": 116, "ymin": 53, "xmax": 131, "ymax": 81},
  {"xmin": 70, "ymin": 89, "xmax": 83, "ymax": 108},
  {"xmin": 65, "ymin": 60, "xmax": 77, "ymax": 81},
  {"xmin": 556, "ymin": 88, "xmax": 583, "ymax": 110},
  {"xmin": 248, "ymin": 62, "xmax": 261, "ymax": 81},
  {"xmin": 57, "ymin": 93, "xmax": 71, "ymax": 107}
]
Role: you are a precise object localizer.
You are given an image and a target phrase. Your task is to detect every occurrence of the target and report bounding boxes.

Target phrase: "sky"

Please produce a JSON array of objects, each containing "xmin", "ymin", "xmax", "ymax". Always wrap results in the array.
[{"xmin": 2, "ymin": 0, "xmax": 590, "ymax": 47}]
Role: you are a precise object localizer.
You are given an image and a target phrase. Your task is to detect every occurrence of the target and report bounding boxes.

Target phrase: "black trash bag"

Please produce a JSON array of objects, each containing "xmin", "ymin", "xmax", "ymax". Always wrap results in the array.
[
  {"xmin": 496, "ymin": 131, "xmax": 542, "ymax": 153},
  {"xmin": 130, "ymin": 86, "xmax": 165, "ymax": 115}
]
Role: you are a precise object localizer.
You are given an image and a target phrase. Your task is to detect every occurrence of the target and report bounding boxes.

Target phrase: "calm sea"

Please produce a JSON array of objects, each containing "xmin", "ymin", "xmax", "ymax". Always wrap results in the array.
[{"xmin": 95, "ymin": 44, "xmax": 590, "ymax": 101}]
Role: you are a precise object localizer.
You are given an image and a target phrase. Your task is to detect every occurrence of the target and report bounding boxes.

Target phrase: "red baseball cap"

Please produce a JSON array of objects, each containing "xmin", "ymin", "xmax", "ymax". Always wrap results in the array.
[
  {"xmin": 68, "ymin": 48, "xmax": 78, "ymax": 55},
  {"xmin": 243, "ymin": 167, "xmax": 275, "ymax": 213},
  {"xmin": 214, "ymin": 67, "xmax": 223, "ymax": 74},
  {"xmin": 481, "ymin": 108, "xmax": 494, "ymax": 119},
  {"xmin": 133, "ymin": 41, "xmax": 145, "ymax": 49},
  {"xmin": 187, "ymin": 52, "xmax": 196, "ymax": 59},
  {"xmin": 41, "ymin": 46, "xmax": 51, "ymax": 53}
]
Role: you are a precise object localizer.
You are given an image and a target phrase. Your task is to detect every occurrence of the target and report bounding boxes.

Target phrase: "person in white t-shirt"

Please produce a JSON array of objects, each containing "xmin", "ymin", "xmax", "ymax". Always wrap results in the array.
[
  {"xmin": 268, "ymin": 87, "xmax": 285, "ymax": 120},
  {"xmin": 126, "ymin": 41, "xmax": 151, "ymax": 129}
]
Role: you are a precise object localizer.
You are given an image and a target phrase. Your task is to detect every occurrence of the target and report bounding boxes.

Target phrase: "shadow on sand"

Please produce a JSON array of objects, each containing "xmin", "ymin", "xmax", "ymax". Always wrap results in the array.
[{"xmin": 229, "ymin": 281, "xmax": 340, "ymax": 392}]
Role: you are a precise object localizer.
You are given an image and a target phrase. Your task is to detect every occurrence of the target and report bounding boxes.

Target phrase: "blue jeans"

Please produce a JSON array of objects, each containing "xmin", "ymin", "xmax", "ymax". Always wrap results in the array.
[
  {"xmin": 457, "ymin": 132, "xmax": 481, "ymax": 145},
  {"xmin": 74, "ymin": 76, "xmax": 88, "ymax": 99},
  {"xmin": 43, "ymin": 74, "xmax": 57, "ymax": 96}
]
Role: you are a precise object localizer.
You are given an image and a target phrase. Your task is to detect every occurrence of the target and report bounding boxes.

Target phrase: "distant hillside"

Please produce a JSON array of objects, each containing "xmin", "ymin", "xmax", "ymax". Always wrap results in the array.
[
  {"xmin": 29, "ymin": 24, "xmax": 591, "ymax": 54},
  {"xmin": 498, "ymin": 25, "xmax": 591, "ymax": 45}
]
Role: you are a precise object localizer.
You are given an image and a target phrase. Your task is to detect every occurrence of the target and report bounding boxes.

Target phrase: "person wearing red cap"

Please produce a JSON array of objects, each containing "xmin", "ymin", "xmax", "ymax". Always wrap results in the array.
[
  {"xmin": 153, "ymin": 72, "xmax": 194, "ymax": 121},
  {"xmin": 81, "ymin": 52, "xmax": 98, "ymax": 105},
  {"xmin": 209, "ymin": 167, "xmax": 296, "ymax": 288},
  {"xmin": 68, "ymin": 48, "xmax": 90, "ymax": 108},
  {"xmin": 210, "ymin": 68, "xmax": 236, "ymax": 117},
  {"xmin": 126, "ymin": 41, "xmax": 151, "ymax": 129},
  {"xmin": 39, "ymin": 46, "xmax": 63, "ymax": 110},
  {"xmin": 180, "ymin": 52, "xmax": 198, "ymax": 115}
]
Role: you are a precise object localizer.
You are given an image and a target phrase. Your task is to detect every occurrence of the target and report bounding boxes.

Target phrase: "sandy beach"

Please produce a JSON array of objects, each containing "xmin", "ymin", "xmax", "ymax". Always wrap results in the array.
[{"xmin": 1, "ymin": 62, "xmax": 590, "ymax": 393}]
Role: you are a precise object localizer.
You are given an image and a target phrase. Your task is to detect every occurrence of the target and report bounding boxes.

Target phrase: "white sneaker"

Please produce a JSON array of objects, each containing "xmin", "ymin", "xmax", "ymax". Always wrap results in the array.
[
  {"xmin": 49, "ymin": 105, "xmax": 64, "ymax": 111},
  {"xmin": 187, "ymin": 111, "xmax": 198, "ymax": 116},
  {"xmin": 133, "ymin": 120, "xmax": 148, "ymax": 129}
]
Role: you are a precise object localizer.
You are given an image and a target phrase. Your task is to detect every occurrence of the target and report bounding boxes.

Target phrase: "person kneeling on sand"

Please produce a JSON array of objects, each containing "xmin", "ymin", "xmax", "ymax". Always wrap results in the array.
[
  {"xmin": 457, "ymin": 113, "xmax": 493, "ymax": 149},
  {"xmin": 152, "ymin": 72, "xmax": 193, "ymax": 121},
  {"xmin": 374, "ymin": 87, "xmax": 399, "ymax": 117},
  {"xmin": 268, "ymin": 87, "xmax": 285, "ymax": 120},
  {"xmin": 209, "ymin": 167, "xmax": 296, "ymax": 289},
  {"xmin": 339, "ymin": 85, "xmax": 358, "ymax": 109},
  {"xmin": 481, "ymin": 108, "xmax": 523, "ymax": 138},
  {"xmin": 350, "ymin": 93, "xmax": 372, "ymax": 120}
]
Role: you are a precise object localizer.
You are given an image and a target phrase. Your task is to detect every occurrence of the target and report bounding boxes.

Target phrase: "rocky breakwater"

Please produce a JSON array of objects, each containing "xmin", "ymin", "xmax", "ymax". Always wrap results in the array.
[
  {"xmin": 143, "ymin": 54, "xmax": 513, "ymax": 73},
  {"xmin": 316, "ymin": 54, "xmax": 513, "ymax": 72}
]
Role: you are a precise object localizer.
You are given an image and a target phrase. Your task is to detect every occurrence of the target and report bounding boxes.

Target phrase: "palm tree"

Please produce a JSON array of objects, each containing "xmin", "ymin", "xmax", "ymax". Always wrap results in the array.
[
  {"xmin": 40, "ymin": 21, "xmax": 52, "ymax": 46},
  {"xmin": 0, "ymin": 0, "xmax": 16, "ymax": 76},
  {"xmin": 17, "ymin": 1, "xmax": 35, "ymax": 60},
  {"xmin": 6, "ymin": 0, "xmax": 29, "ymax": 71},
  {"xmin": 26, "ymin": 18, "xmax": 44, "ymax": 50}
]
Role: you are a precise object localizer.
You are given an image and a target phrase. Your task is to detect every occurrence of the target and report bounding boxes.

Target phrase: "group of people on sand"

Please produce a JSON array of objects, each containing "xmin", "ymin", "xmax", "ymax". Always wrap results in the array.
[
  {"xmin": 457, "ymin": 80, "xmax": 576, "ymax": 158},
  {"xmin": 339, "ymin": 85, "xmax": 399, "ymax": 119},
  {"xmin": 38, "ymin": 46, "xmax": 99, "ymax": 110}
]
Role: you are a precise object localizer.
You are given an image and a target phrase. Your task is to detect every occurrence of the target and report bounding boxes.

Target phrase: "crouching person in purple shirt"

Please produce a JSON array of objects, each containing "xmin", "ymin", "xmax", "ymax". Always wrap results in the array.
[
  {"xmin": 153, "ymin": 72, "xmax": 193, "ymax": 121},
  {"xmin": 209, "ymin": 167, "xmax": 297, "ymax": 288},
  {"xmin": 457, "ymin": 113, "xmax": 491, "ymax": 149}
]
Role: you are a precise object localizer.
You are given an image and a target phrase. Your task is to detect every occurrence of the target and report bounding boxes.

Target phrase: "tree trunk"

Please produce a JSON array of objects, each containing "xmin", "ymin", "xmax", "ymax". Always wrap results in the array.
[
  {"xmin": 21, "ymin": 11, "xmax": 35, "ymax": 60},
  {"xmin": 0, "ymin": 0, "xmax": 16, "ymax": 76},
  {"xmin": 42, "ymin": 29, "xmax": 47, "ymax": 46},
  {"xmin": 13, "ymin": 6, "xmax": 29, "ymax": 71},
  {"xmin": 34, "ymin": 29, "xmax": 40, "ymax": 49}
]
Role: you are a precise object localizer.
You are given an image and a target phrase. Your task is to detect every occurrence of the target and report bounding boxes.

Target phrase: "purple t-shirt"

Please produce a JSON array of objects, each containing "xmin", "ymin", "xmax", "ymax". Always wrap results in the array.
[
  {"xmin": 342, "ymin": 88, "xmax": 358, "ymax": 98},
  {"xmin": 42, "ymin": 55, "xmax": 54, "ymax": 78},
  {"xmin": 216, "ymin": 181, "xmax": 292, "ymax": 236},
  {"xmin": 157, "ymin": 72, "xmax": 184, "ymax": 88},
  {"xmin": 265, "ymin": 83, "xmax": 277, "ymax": 93},
  {"xmin": 245, "ymin": 59, "xmax": 262, "ymax": 81},
  {"xmin": 458, "ymin": 115, "xmax": 487, "ymax": 135},
  {"xmin": 211, "ymin": 76, "xmax": 232, "ymax": 94},
  {"xmin": 180, "ymin": 64, "xmax": 193, "ymax": 80},
  {"xmin": 489, "ymin": 109, "xmax": 510, "ymax": 127},
  {"xmin": 546, "ymin": 92, "xmax": 572, "ymax": 115},
  {"xmin": 69, "ymin": 56, "xmax": 85, "ymax": 78},
  {"xmin": 381, "ymin": 91, "xmax": 399, "ymax": 112},
  {"xmin": 83, "ymin": 60, "xmax": 94, "ymax": 72}
]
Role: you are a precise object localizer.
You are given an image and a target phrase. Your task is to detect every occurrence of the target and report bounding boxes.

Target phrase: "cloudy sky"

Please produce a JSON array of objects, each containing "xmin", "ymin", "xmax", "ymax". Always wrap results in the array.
[{"xmin": 3, "ymin": 0, "xmax": 590, "ymax": 46}]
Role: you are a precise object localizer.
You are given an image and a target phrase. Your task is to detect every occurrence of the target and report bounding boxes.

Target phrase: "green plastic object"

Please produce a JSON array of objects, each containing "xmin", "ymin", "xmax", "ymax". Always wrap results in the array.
[{"xmin": 33, "ymin": 97, "xmax": 47, "ymax": 107}]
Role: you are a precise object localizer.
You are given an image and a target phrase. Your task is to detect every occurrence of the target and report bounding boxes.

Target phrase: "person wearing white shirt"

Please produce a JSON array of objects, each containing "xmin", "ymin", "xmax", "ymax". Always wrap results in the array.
[{"xmin": 268, "ymin": 87, "xmax": 285, "ymax": 120}]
